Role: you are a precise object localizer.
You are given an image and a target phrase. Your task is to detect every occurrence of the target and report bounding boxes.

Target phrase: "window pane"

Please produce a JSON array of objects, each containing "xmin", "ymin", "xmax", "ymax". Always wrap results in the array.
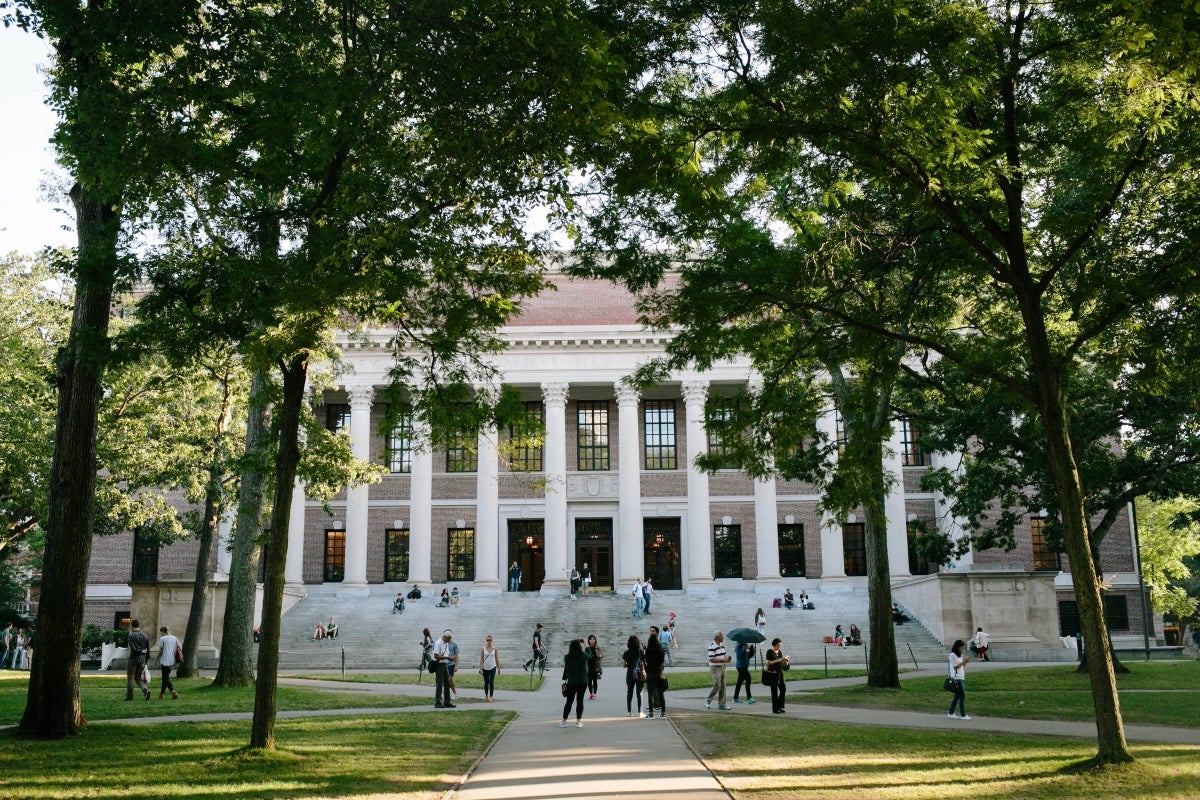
[
  {"xmin": 386, "ymin": 409, "xmax": 413, "ymax": 473},
  {"xmin": 778, "ymin": 523, "xmax": 805, "ymax": 578},
  {"xmin": 510, "ymin": 401, "xmax": 544, "ymax": 472},
  {"xmin": 446, "ymin": 438, "xmax": 478, "ymax": 472},
  {"xmin": 644, "ymin": 399, "xmax": 677, "ymax": 470},
  {"xmin": 448, "ymin": 528, "xmax": 475, "ymax": 581},
  {"xmin": 577, "ymin": 400, "xmax": 610, "ymax": 471},
  {"xmin": 900, "ymin": 418, "xmax": 928, "ymax": 466},
  {"xmin": 325, "ymin": 403, "xmax": 350, "ymax": 434},
  {"xmin": 385, "ymin": 529, "xmax": 410, "ymax": 582},
  {"xmin": 324, "ymin": 530, "xmax": 346, "ymax": 582},
  {"xmin": 843, "ymin": 522, "xmax": 867, "ymax": 576},
  {"xmin": 706, "ymin": 397, "xmax": 739, "ymax": 470},
  {"xmin": 131, "ymin": 530, "xmax": 159, "ymax": 582},
  {"xmin": 1031, "ymin": 517, "xmax": 1060, "ymax": 571},
  {"xmin": 907, "ymin": 521, "xmax": 934, "ymax": 575},
  {"xmin": 713, "ymin": 524, "xmax": 743, "ymax": 578}
]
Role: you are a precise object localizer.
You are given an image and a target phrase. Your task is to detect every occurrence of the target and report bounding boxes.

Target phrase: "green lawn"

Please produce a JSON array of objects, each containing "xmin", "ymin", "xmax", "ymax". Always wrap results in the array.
[
  {"xmin": 789, "ymin": 662, "xmax": 1200, "ymax": 727},
  {"xmin": 0, "ymin": 673, "xmax": 433, "ymax": 726},
  {"xmin": 673, "ymin": 713, "xmax": 1200, "ymax": 800},
  {"xmin": 1, "ymin": 711, "xmax": 511, "ymax": 800},
  {"xmin": 290, "ymin": 671, "xmax": 545, "ymax": 691}
]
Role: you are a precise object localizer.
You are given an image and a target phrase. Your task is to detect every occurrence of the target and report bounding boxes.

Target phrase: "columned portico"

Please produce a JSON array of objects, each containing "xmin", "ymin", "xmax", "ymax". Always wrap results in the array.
[
  {"xmin": 682, "ymin": 379, "xmax": 716, "ymax": 594},
  {"xmin": 474, "ymin": 424, "xmax": 501, "ymax": 594},
  {"xmin": 340, "ymin": 384, "xmax": 373, "ymax": 596},
  {"xmin": 541, "ymin": 381, "xmax": 570, "ymax": 594},
  {"xmin": 408, "ymin": 418, "xmax": 434, "ymax": 586},
  {"xmin": 616, "ymin": 382, "xmax": 643, "ymax": 590}
]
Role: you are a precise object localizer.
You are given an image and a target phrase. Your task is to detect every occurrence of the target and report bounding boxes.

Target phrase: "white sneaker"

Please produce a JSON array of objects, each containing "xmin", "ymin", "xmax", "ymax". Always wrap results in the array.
[
  {"xmin": 704, "ymin": 700, "xmax": 712, "ymax": 709},
  {"xmin": 576, "ymin": 721, "xmax": 583, "ymax": 728},
  {"xmin": 947, "ymin": 713, "xmax": 956, "ymax": 719},
  {"xmin": 959, "ymin": 715, "xmax": 972, "ymax": 720},
  {"xmin": 559, "ymin": 721, "xmax": 568, "ymax": 728},
  {"xmin": 638, "ymin": 711, "xmax": 646, "ymax": 718}
]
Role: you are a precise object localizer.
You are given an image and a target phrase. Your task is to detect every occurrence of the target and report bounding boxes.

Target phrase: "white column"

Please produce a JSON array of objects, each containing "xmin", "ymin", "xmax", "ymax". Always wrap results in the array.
[
  {"xmin": 885, "ymin": 426, "xmax": 913, "ymax": 578},
  {"xmin": 408, "ymin": 418, "xmax": 434, "ymax": 586},
  {"xmin": 340, "ymin": 384, "xmax": 373, "ymax": 596},
  {"xmin": 616, "ymin": 383, "xmax": 643, "ymax": 590},
  {"xmin": 473, "ymin": 424, "xmax": 501, "ymax": 594},
  {"xmin": 748, "ymin": 377, "xmax": 781, "ymax": 592},
  {"xmin": 216, "ymin": 513, "xmax": 234, "ymax": 578},
  {"xmin": 284, "ymin": 478, "xmax": 306, "ymax": 589},
  {"xmin": 932, "ymin": 449, "xmax": 972, "ymax": 571},
  {"xmin": 682, "ymin": 379, "xmax": 716, "ymax": 595},
  {"xmin": 541, "ymin": 381, "xmax": 570, "ymax": 594},
  {"xmin": 816, "ymin": 407, "xmax": 849, "ymax": 588}
]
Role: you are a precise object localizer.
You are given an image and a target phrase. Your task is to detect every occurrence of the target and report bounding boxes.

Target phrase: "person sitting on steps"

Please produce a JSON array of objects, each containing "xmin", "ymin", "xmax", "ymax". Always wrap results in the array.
[
  {"xmin": 312, "ymin": 619, "xmax": 327, "ymax": 640},
  {"xmin": 783, "ymin": 588, "xmax": 795, "ymax": 610},
  {"xmin": 393, "ymin": 592, "xmax": 405, "ymax": 614},
  {"xmin": 407, "ymin": 583, "xmax": 423, "ymax": 600}
]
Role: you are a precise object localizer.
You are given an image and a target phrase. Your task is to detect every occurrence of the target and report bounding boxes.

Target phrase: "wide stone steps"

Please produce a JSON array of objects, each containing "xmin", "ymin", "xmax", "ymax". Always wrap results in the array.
[{"xmin": 274, "ymin": 586, "xmax": 947, "ymax": 671}]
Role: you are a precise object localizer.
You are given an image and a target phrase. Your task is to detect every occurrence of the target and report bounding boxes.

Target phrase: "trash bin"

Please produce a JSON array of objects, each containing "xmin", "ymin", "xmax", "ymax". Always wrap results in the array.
[{"xmin": 1164, "ymin": 625, "xmax": 1179, "ymax": 646}]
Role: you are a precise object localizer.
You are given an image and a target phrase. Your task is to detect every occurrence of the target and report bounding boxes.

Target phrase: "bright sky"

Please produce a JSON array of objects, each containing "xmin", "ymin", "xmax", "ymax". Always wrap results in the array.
[{"xmin": 0, "ymin": 24, "xmax": 74, "ymax": 255}]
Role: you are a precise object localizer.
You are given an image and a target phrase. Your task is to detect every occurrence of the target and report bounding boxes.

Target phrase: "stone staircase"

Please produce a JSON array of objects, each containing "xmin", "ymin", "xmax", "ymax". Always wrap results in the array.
[{"xmin": 275, "ymin": 585, "xmax": 947, "ymax": 671}]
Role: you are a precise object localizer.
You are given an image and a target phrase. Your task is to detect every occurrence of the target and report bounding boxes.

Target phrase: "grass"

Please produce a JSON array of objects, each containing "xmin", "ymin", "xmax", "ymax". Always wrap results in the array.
[
  {"xmin": 672, "ymin": 712, "xmax": 1200, "ymax": 800},
  {"xmin": 0, "ymin": 672, "xmax": 434, "ymax": 726},
  {"xmin": 789, "ymin": 661, "xmax": 1200, "ymax": 727},
  {"xmin": 1, "ymin": 711, "xmax": 512, "ymax": 799},
  {"xmin": 290, "ymin": 671, "xmax": 545, "ymax": 691}
]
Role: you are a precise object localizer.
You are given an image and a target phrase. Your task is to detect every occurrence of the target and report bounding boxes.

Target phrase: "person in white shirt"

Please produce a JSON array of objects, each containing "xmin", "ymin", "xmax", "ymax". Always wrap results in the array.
[
  {"xmin": 704, "ymin": 632, "xmax": 732, "ymax": 710},
  {"xmin": 971, "ymin": 627, "xmax": 991, "ymax": 661},
  {"xmin": 155, "ymin": 625, "xmax": 181, "ymax": 700},
  {"xmin": 433, "ymin": 629, "xmax": 459, "ymax": 708},
  {"xmin": 947, "ymin": 639, "xmax": 972, "ymax": 720}
]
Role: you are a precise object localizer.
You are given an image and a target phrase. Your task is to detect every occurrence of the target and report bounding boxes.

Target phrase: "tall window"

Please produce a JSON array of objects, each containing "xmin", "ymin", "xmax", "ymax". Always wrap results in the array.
[
  {"xmin": 323, "ymin": 530, "xmax": 346, "ymax": 582},
  {"xmin": 706, "ymin": 397, "xmax": 739, "ymax": 469},
  {"xmin": 1030, "ymin": 517, "xmax": 1060, "ymax": 571},
  {"xmin": 325, "ymin": 403, "xmax": 350, "ymax": 434},
  {"xmin": 385, "ymin": 528, "xmax": 410, "ymax": 582},
  {"xmin": 446, "ymin": 437, "xmax": 478, "ymax": 472},
  {"xmin": 778, "ymin": 523, "xmax": 806, "ymax": 578},
  {"xmin": 713, "ymin": 524, "xmax": 743, "ymax": 578},
  {"xmin": 834, "ymin": 409, "xmax": 848, "ymax": 454},
  {"xmin": 386, "ymin": 410, "xmax": 413, "ymax": 474},
  {"xmin": 510, "ymin": 401, "xmax": 544, "ymax": 472},
  {"xmin": 644, "ymin": 399, "xmax": 677, "ymax": 470},
  {"xmin": 842, "ymin": 522, "xmax": 867, "ymax": 576},
  {"xmin": 577, "ymin": 400, "xmax": 610, "ymax": 470},
  {"xmin": 447, "ymin": 528, "xmax": 475, "ymax": 581},
  {"xmin": 900, "ymin": 418, "xmax": 928, "ymax": 466},
  {"xmin": 131, "ymin": 530, "xmax": 159, "ymax": 582},
  {"xmin": 907, "ymin": 520, "xmax": 934, "ymax": 575}
]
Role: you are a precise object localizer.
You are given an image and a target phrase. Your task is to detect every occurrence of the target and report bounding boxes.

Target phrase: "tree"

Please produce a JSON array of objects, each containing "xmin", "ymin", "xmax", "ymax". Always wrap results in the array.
[
  {"xmin": 572, "ymin": 0, "xmax": 1200, "ymax": 764},
  {"xmin": 1137, "ymin": 497, "xmax": 1200, "ymax": 636}
]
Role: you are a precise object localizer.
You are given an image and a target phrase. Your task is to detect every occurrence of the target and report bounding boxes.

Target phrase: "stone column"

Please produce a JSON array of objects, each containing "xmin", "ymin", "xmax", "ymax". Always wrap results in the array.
[
  {"xmin": 682, "ymin": 379, "xmax": 716, "ymax": 594},
  {"xmin": 748, "ymin": 377, "xmax": 781, "ymax": 592},
  {"xmin": 616, "ymin": 382, "xmax": 643, "ymax": 590},
  {"xmin": 340, "ymin": 384, "xmax": 373, "ymax": 596},
  {"xmin": 931, "ymin": 449, "xmax": 972, "ymax": 571},
  {"xmin": 473, "ymin": 424, "xmax": 501, "ymax": 594},
  {"xmin": 541, "ymin": 382, "xmax": 570, "ymax": 594},
  {"xmin": 816, "ymin": 407, "xmax": 849, "ymax": 588},
  {"xmin": 408, "ymin": 417, "xmax": 434, "ymax": 586},
  {"xmin": 885, "ymin": 425, "xmax": 913, "ymax": 578},
  {"xmin": 284, "ymin": 478, "xmax": 306, "ymax": 589}
]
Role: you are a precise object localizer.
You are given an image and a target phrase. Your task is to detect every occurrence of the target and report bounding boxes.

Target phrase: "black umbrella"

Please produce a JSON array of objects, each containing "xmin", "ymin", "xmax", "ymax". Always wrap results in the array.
[{"xmin": 726, "ymin": 627, "xmax": 766, "ymax": 644}]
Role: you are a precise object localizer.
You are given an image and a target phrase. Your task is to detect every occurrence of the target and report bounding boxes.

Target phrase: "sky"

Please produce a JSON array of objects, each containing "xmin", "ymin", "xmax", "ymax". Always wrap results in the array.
[{"xmin": 0, "ymin": 24, "xmax": 74, "ymax": 255}]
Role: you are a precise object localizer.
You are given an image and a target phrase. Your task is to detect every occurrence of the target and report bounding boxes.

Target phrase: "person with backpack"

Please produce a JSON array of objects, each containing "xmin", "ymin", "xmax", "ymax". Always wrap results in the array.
[
  {"xmin": 621, "ymin": 634, "xmax": 646, "ymax": 717},
  {"xmin": 125, "ymin": 619, "xmax": 152, "ymax": 701}
]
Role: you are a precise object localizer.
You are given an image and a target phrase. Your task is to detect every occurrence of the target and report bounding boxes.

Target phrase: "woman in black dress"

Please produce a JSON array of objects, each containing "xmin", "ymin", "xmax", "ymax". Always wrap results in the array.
[
  {"xmin": 764, "ymin": 637, "xmax": 789, "ymax": 714},
  {"xmin": 643, "ymin": 629, "xmax": 666, "ymax": 719}
]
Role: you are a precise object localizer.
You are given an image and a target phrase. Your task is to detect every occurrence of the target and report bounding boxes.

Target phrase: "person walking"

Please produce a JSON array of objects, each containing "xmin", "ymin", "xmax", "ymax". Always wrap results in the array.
[
  {"xmin": 659, "ymin": 624, "xmax": 674, "ymax": 666},
  {"xmin": 433, "ymin": 629, "xmax": 459, "ymax": 708},
  {"xmin": 420, "ymin": 628, "xmax": 435, "ymax": 672},
  {"xmin": 585, "ymin": 634, "xmax": 604, "ymax": 700},
  {"xmin": 947, "ymin": 639, "xmax": 972, "ymax": 720},
  {"xmin": 732, "ymin": 639, "xmax": 756, "ymax": 704},
  {"xmin": 478, "ymin": 634, "xmax": 501, "ymax": 703},
  {"xmin": 125, "ymin": 619, "xmax": 152, "ymax": 701},
  {"xmin": 643, "ymin": 627, "xmax": 667, "ymax": 719},
  {"xmin": 754, "ymin": 607, "xmax": 767, "ymax": 636},
  {"xmin": 1, "ymin": 622, "xmax": 11, "ymax": 669},
  {"xmin": 155, "ymin": 625, "xmax": 181, "ymax": 700},
  {"xmin": 642, "ymin": 578, "xmax": 656, "ymax": 614},
  {"xmin": 509, "ymin": 561, "xmax": 522, "ymax": 592},
  {"xmin": 632, "ymin": 578, "xmax": 645, "ymax": 619},
  {"xmin": 621, "ymin": 634, "xmax": 645, "ymax": 717},
  {"xmin": 524, "ymin": 623, "xmax": 548, "ymax": 672},
  {"xmin": 764, "ymin": 637, "xmax": 789, "ymax": 714},
  {"xmin": 704, "ymin": 631, "xmax": 732, "ymax": 710},
  {"xmin": 560, "ymin": 638, "xmax": 593, "ymax": 727}
]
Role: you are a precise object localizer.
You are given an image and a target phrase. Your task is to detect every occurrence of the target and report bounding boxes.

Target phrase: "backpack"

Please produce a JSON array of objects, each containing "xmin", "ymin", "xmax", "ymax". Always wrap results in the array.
[{"xmin": 633, "ymin": 656, "xmax": 647, "ymax": 683}]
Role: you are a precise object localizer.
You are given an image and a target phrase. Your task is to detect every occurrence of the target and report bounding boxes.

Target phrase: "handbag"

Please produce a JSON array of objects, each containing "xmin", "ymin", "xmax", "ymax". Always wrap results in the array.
[
  {"xmin": 428, "ymin": 659, "xmax": 438, "ymax": 673},
  {"xmin": 561, "ymin": 681, "xmax": 568, "ymax": 697},
  {"xmin": 174, "ymin": 643, "xmax": 184, "ymax": 664},
  {"xmin": 760, "ymin": 669, "xmax": 778, "ymax": 686},
  {"xmin": 942, "ymin": 677, "xmax": 958, "ymax": 692},
  {"xmin": 780, "ymin": 656, "xmax": 790, "ymax": 671}
]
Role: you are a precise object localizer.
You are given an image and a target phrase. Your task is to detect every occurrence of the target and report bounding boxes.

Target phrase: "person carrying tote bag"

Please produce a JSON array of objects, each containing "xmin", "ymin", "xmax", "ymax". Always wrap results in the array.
[{"xmin": 763, "ymin": 638, "xmax": 788, "ymax": 714}]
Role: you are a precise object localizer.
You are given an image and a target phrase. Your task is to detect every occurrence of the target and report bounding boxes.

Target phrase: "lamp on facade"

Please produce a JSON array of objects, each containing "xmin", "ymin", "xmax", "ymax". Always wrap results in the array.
[{"xmin": 525, "ymin": 536, "xmax": 534, "ymax": 546}]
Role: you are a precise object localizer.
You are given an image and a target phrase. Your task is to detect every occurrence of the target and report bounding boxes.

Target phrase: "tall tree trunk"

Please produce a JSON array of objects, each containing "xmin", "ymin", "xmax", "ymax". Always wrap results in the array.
[
  {"xmin": 249, "ymin": 354, "xmax": 308, "ymax": 750},
  {"xmin": 20, "ymin": 185, "xmax": 119, "ymax": 738},
  {"xmin": 1020, "ymin": 293, "xmax": 1133, "ymax": 764},
  {"xmin": 864, "ymin": 481, "xmax": 900, "ymax": 688},
  {"xmin": 178, "ymin": 394, "xmax": 233, "ymax": 679},
  {"xmin": 212, "ymin": 368, "xmax": 271, "ymax": 688}
]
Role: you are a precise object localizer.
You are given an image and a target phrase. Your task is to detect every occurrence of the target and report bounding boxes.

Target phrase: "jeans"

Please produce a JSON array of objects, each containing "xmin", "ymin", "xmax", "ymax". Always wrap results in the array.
[
  {"xmin": 626, "ymin": 678, "xmax": 643, "ymax": 713},
  {"xmin": 509, "ymin": 576, "xmax": 520, "ymax": 592},
  {"xmin": 948, "ymin": 679, "xmax": 966, "ymax": 716},
  {"xmin": 159, "ymin": 665, "xmax": 176, "ymax": 696},
  {"xmin": 734, "ymin": 666, "xmax": 753, "ymax": 700},
  {"xmin": 435, "ymin": 663, "xmax": 453, "ymax": 706},
  {"xmin": 633, "ymin": 596, "xmax": 644, "ymax": 619},
  {"xmin": 126, "ymin": 659, "xmax": 149, "ymax": 700},
  {"xmin": 646, "ymin": 674, "xmax": 665, "ymax": 715},
  {"xmin": 562, "ymin": 684, "xmax": 586, "ymax": 720}
]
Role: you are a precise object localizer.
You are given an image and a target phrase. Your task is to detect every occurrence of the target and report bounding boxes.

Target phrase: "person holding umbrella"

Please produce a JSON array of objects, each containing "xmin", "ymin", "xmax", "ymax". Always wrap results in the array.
[{"xmin": 725, "ymin": 627, "xmax": 765, "ymax": 705}]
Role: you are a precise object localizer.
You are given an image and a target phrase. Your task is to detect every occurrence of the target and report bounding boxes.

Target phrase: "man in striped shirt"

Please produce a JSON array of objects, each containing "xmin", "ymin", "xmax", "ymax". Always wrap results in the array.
[{"xmin": 705, "ymin": 631, "xmax": 732, "ymax": 710}]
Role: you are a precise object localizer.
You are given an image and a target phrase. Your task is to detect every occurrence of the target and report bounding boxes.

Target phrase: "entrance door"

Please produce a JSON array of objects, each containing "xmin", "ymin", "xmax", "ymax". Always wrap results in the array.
[
  {"xmin": 575, "ymin": 518, "xmax": 613, "ymax": 591},
  {"xmin": 643, "ymin": 518, "xmax": 682, "ymax": 590},
  {"xmin": 507, "ymin": 520, "xmax": 544, "ymax": 591}
]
